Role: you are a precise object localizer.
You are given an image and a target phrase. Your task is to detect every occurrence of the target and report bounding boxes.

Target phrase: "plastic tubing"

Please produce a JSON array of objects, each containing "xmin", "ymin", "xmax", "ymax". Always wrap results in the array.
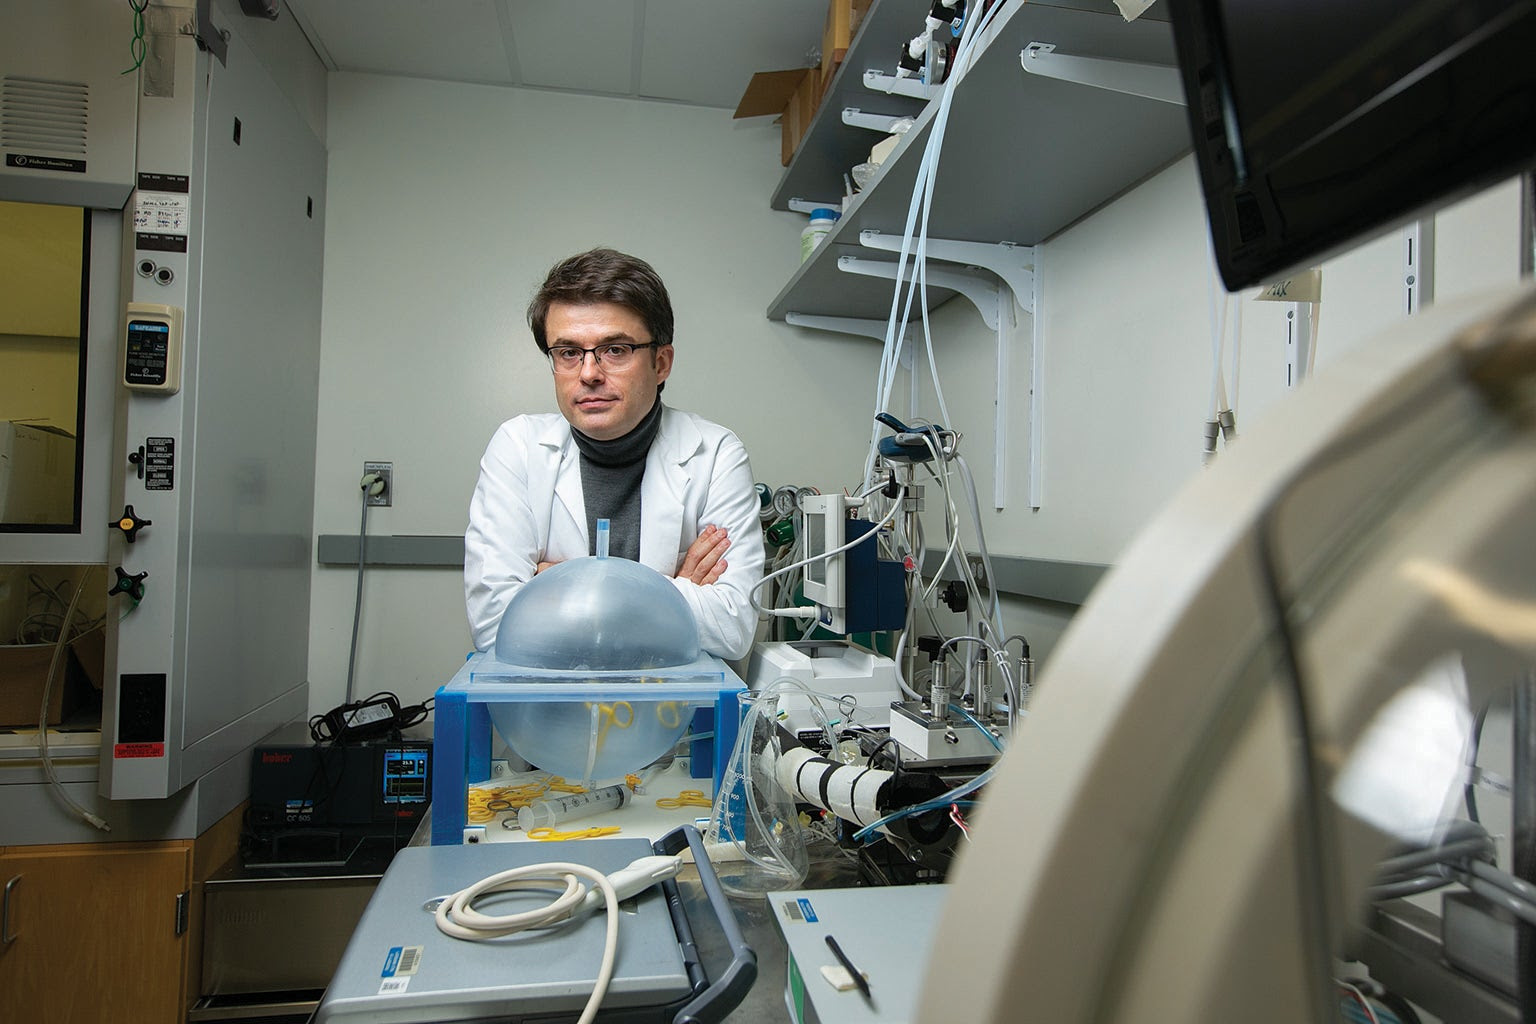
[
  {"xmin": 852, "ymin": 761, "xmax": 998, "ymax": 842},
  {"xmin": 714, "ymin": 677, "xmax": 838, "ymax": 875},
  {"xmin": 748, "ymin": 483, "xmax": 905, "ymax": 617},
  {"xmin": 865, "ymin": 0, "xmax": 998, "ymax": 489}
]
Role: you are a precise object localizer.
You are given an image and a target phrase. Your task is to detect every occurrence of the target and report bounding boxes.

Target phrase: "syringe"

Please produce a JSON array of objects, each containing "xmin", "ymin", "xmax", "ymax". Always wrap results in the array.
[{"xmin": 517, "ymin": 783, "xmax": 631, "ymax": 830}]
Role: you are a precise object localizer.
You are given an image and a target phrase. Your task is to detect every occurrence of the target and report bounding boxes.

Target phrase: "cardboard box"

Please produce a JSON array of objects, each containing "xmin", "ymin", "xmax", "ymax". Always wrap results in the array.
[
  {"xmin": 820, "ymin": 0, "xmax": 873, "ymax": 101},
  {"xmin": 734, "ymin": 0, "xmax": 872, "ymax": 167},
  {"xmin": 0, "ymin": 421, "xmax": 77, "ymax": 525},
  {"xmin": 820, "ymin": 0, "xmax": 852, "ymax": 90},
  {"xmin": 0, "ymin": 629, "xmax": 104, "ymax": 729},
  {"xmin": 734, "ymin": 66, "xmax": 822, "ymax": 167}
]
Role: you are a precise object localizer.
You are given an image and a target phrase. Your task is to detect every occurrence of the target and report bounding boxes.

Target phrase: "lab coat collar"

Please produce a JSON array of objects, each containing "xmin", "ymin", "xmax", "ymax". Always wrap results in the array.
[
  {"xmin": 640, "ymin": 407, "xmax": 698, "ymax": 570},
  {"xmin": 541, "ymin": 407, "xmax": 703, "ymax": 571}
]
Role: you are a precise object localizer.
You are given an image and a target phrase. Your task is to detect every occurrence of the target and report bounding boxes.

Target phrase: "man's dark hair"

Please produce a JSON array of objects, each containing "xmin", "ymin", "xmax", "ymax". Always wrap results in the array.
[{"xmin": 527, "ymin": 248, "xmax": 675, "ymax": 356}]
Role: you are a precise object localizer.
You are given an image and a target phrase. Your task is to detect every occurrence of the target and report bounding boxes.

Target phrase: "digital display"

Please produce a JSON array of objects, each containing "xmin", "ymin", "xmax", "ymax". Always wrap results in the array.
[
  {"xmin": 125, "ymin": 320, "xmax": 170, "ymax": 385},
  {"xmin": 381, "ymin": 748, "xmax": 429, "ymax": 803},
  {"xmin": 806, "ymin": 515, "xmax": 826, "ymax": 586}
]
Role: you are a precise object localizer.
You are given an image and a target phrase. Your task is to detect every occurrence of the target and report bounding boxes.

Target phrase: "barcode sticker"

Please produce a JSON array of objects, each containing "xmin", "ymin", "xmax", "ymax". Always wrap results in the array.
[
  {"xmin": 382, "ymin": 944, "xmax": 423, "ymax": 981},
  {"xmin": 379, "ymin": 978, "xmax": 410, "ymax": 995}
]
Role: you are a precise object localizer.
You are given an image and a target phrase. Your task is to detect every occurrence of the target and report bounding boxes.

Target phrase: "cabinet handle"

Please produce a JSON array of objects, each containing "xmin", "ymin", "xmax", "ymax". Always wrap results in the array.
[{"xmin": 2, "ymin": 875, "xmax": 18, "ymax": 946}]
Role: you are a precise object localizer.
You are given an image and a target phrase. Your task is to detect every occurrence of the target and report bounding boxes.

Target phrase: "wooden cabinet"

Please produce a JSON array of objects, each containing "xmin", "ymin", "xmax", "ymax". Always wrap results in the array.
[{"xmin": 0, "ymin": 841, "xmax": 192, "ymax": 1024}]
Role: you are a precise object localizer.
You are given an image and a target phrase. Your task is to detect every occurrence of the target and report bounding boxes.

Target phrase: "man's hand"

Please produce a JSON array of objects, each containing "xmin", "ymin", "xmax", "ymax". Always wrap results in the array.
[
  {"xmin": 535, "ymin": 560, "xmax": 557, "ymax": 574},
  {"xmin": 676, "ymin": 524, "xmax": 730, "ymax": 585}
]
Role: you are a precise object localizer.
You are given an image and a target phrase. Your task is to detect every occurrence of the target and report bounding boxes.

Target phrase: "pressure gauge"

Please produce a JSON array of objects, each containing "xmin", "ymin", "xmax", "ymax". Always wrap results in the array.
[{"xmin": 122, "ymin": 302, "xmax": 183, "ymax": 394}]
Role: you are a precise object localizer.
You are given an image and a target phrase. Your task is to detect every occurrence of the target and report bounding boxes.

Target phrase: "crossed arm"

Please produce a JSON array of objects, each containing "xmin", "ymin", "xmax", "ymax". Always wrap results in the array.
[{"xmin": 537, "ymin": 523, "xmax": 731, "ymax": 582}]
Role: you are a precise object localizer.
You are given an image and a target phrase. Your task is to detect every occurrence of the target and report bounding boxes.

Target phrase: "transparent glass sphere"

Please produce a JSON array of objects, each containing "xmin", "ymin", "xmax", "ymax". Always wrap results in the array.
[{"xmin": 489, "ymin": 556, "xmax": 699, "ymax": 781}]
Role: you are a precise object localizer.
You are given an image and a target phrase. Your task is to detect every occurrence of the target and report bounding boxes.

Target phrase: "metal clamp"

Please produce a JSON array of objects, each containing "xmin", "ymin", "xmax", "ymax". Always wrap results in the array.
[{"xmin": 3, "ymin": 875, "xmax": 20, "ymax": 945}]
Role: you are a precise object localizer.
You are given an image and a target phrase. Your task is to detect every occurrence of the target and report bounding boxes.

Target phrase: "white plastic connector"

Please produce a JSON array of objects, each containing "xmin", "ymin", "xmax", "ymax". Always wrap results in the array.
[
  {"xmin": 578, "ymin": 854, "xmax": 684, "ymax": 913},
  {"xmin": 1217, "ymin": 408, "xmax": 1238, "ymax": 442},
  {"xmin": 463, "ymin": 826, "xmax": 486, "ymax": 844}
]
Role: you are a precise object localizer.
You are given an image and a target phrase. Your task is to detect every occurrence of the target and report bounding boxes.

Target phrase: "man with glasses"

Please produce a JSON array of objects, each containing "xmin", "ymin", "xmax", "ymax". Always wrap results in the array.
[{"xmin": 465, "ymin": 248, "xmax": 765, "ymax": 661}]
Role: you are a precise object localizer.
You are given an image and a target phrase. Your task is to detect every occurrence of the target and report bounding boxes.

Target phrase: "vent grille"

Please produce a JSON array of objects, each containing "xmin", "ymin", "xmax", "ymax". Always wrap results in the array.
[{"xmin": 1, "ymin": 76, "xmax": 88, "ymax": 156}]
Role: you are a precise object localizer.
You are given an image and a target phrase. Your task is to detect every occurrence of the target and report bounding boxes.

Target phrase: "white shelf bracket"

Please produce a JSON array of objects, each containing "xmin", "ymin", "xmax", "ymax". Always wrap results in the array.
[
  {"xmin": 784, "ymin": 312, "xmax": 913, "ymax": 347},
  {"xmin": 863, "ymin": 69, "xmax": 943, "ymax": 101},
  {"xmin": 787, "ymin": 197, "xmax": 843, "ymax": 215},
  {"xmin": 1028, "ymin": 254, "xmax": 1043, "ymax": 510},
  {"xmin": 1285, "ymin": 302, "xmax": 1314, "ymax": 390},
  {"xmin": 858, "ymin": 232, "xmax": 1036, "ymax": 312},
  {"xmin": 842, "ymin": 108, "xmax": 912, "ymax": 134},
  {"xmin": 1020, "ymin": 42, "xmax": 1185, "ymax": 106},
  {"xmin": 838, "ymin": 257, "xmax": 1002, "ymax": 330},
  {"xmin": 840, "ymin": 244, "xmax": 1045, "ymax": 510}
]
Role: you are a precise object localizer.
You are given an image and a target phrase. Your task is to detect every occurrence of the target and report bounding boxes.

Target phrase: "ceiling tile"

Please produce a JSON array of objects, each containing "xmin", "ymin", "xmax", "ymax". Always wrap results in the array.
[
  {"xmin": 507, "ymin": 0, "xmax": 638, "ymax": 96},
  {"xmin": 638, "ymin": 0, "xmax": 826, "ymax": 108},
  {"xmin": 295, "ymin": 0, "xmax": 514, "ymax": 83}
]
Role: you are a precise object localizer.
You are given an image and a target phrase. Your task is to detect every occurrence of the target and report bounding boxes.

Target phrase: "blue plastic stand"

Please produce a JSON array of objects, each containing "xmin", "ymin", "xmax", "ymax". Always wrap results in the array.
[{"xmin": 431, "ymin": 652, "xmax": 745, "ymax": 845}]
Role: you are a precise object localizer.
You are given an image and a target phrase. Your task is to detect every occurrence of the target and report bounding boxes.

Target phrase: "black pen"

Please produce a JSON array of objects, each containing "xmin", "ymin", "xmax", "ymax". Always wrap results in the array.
[{"xmin": 824, "ymin": 934, "xmax": 872, "ymax": 1001}]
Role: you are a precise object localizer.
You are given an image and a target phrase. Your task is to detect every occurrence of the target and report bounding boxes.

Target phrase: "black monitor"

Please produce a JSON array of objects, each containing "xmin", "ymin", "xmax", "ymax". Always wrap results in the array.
[{"xmin": 1168, "ymin": 0, "xmax": 1536, "ymax": 290}]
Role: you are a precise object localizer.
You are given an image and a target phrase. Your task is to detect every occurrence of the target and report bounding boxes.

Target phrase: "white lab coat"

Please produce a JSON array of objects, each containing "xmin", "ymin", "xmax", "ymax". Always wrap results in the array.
[{"xmin": 464, "ymin": 406, "xmax": 765, "ymax": 660}]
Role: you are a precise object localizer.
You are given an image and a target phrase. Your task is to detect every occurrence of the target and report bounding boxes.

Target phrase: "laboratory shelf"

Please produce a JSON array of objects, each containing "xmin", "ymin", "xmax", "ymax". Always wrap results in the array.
[
  {"xmin": 770, "ymin": 0, "xmax": 933, "ymax": 213},
  {"xmin": 768, "ymin": 0, "xmax": 1190, "ymax": 323}
]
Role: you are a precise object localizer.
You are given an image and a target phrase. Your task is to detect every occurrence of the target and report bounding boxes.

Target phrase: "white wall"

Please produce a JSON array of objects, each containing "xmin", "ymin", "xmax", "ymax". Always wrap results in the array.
[
  {"xmin": 309, "ymin": 74, "xmax": 881, "ymax": 714},
  {"xmin": 311, "ymin": 71, "xmax": 1527, "ymax": 709},
  {"xmin": 214, "ymin": 0, "xmax": 327, "ymax": 141},
  {"xmin": 908, "ymin": 157, "xmax": 1524, "ymax": 667}
]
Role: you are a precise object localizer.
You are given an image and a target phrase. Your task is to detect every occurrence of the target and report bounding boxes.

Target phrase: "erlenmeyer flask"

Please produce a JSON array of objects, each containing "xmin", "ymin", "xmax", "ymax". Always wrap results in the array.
[{"xmin": 707, "ymin": 690, "xmax": 808, "ymax": 898}]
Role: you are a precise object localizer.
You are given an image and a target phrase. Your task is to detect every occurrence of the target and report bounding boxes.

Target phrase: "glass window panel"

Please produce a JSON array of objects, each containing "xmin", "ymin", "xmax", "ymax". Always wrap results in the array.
[{"xmin": 0, "ymin": 200, "xmax": 88, "ymax": 531}]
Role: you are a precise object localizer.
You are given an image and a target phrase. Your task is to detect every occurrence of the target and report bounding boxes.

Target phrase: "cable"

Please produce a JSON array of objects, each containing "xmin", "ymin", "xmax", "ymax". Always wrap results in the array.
[
  {"xmin": 1465, "ymin": 700, "xmax": 1490, "ymax": 823},
  {"xmin": 863, "ymin": 0, "xmax": 1005, "ymax": 490},
  {"xmin": 38, "ymin": 579, "xmax": 110, "ymax": 832},
  {"xmin": 346, "ymin": 474, "xmax": 382, "ymax": 703},
  {"xmin": 309, "ymin": 689, "xmax": 432, "ymax": 743},
  {"xmin": 851, "ymin": 760, "xmax": 997, "ymax": 842},
  {"xmin": 434, "ymin": 855, "xmax": 682, "ymax": 1024},
  {"xmin": 1336, "ymin": 980, "xmax": 1382, "ymax": 1024},
  {"xmin": 748, "ymin": 484, "xmax": 906, "ymax": 618},
  {"xmin": 121, "ymin": 0, "xmax": 148, "ymax": 75},
  {"xmin": 867, "ymin": 736, "xmax": 904, "ymax": 780}
]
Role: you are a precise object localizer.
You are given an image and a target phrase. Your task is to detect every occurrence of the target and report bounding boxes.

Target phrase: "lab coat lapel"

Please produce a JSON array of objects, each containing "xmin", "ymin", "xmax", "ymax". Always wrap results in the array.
[
  {"xmin": 639, "ymin": 408, "xmax": 698, "ymax": 575},
  {"xmin": 540, "ymin": 419, "xmax": 586, "ymax": 548}
]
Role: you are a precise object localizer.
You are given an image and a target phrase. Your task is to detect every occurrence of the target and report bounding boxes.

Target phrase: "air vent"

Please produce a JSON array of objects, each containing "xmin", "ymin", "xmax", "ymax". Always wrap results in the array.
[{"xmin": 1, "ymin": 76, "xmax": 88, "ymax": 156}]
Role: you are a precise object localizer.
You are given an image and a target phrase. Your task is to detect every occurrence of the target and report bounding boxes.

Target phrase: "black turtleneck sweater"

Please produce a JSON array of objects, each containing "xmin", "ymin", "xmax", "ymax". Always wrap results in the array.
[{"xmin": 570, "ymin": 399, "xmax": 664, "ymax": 561}]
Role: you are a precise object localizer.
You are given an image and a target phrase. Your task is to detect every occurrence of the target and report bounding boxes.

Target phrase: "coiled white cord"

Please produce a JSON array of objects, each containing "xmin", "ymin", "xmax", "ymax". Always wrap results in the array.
[{"xmin": 433, "ymin": 854, "xmax": 683, "ymax": 1024}]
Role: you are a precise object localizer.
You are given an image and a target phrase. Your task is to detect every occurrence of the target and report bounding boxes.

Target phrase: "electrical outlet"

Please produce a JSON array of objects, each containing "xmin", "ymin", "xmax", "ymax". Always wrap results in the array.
[
  {"xmin": 967, "ymin": 554, "xmax": 988, "ymax": 591},
  {"xmin": 363, "ymin": 461, "xmax": 393, "ymax": 507}
]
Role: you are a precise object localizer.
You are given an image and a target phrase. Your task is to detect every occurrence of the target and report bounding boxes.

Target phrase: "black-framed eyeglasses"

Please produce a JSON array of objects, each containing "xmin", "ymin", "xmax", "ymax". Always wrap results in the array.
[{"xmin": 546, "ymin": 341, "xmax": 660, "ymax": 374}]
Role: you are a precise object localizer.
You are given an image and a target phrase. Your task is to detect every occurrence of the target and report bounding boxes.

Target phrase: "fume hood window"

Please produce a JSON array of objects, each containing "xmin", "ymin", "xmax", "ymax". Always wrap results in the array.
[{"xmin": 0, "ymin": 199, "xmax": 88, "ymax": 533}]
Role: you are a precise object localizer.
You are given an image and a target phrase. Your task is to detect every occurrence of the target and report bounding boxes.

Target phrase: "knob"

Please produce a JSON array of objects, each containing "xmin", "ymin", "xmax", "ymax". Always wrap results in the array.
[
  {"xmin": 111, "ymin": 504, "xmax": 152, "ymax": 543},
  {"xmin": 128, "ymin": 446, "xmax": 146, "ymax": 480},
  {"xmin": 110, "ymin": 567, "xmax": 148, "ymax": 602}
]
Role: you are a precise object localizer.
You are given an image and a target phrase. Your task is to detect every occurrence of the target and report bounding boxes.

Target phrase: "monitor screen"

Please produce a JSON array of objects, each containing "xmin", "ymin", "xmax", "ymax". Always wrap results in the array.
[{"xmin": 1169, "ymin": 0, "xmax": 1536, "ymax": 289}]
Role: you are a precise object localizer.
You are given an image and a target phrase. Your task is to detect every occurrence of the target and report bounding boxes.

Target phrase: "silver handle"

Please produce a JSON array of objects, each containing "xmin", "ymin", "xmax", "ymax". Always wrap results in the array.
[{"xmin": 2, "ymin": 875, "xmax": 18, "ymax": 946}]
